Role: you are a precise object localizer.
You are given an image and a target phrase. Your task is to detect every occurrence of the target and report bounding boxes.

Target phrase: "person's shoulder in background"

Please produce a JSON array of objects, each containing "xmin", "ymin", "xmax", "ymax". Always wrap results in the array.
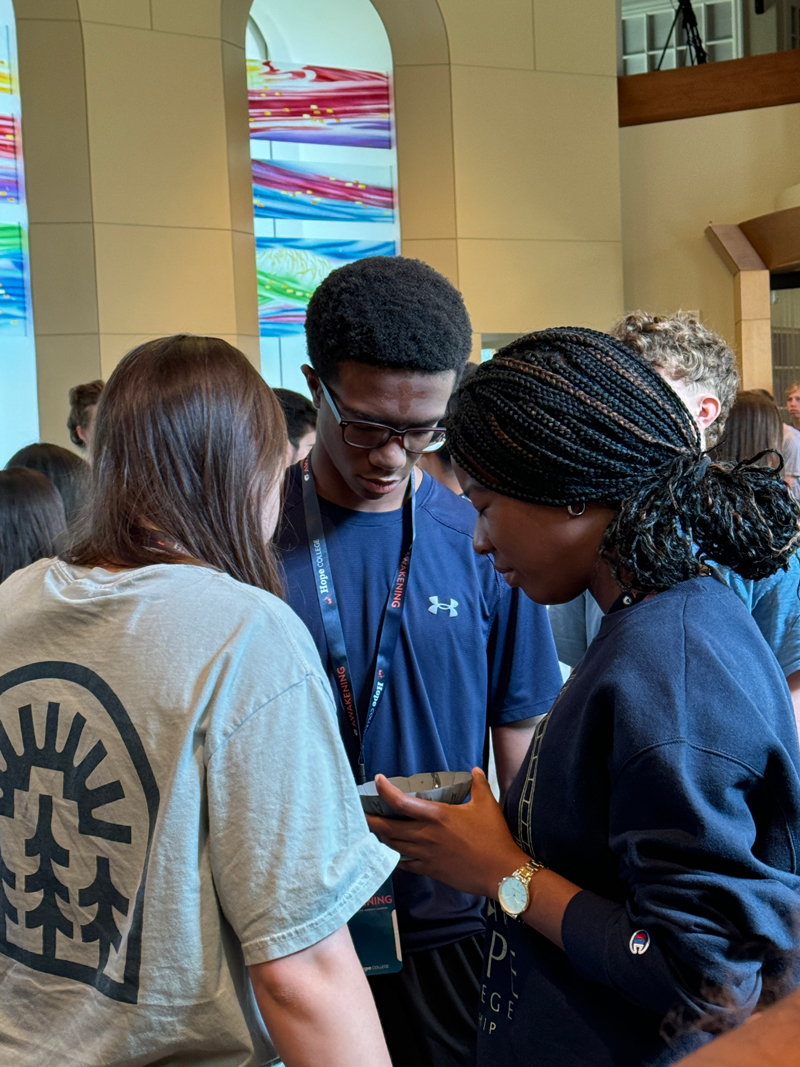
[
  {"xmin": 548, "ymin": 591, "xmax": 603, "ymax": 669},
  {"xmin": 785, "ymin": 422, "xmax": 800, "ymax": 486},
  {"xmin": 714, "ymin": 553, "xmax": 800, "ymax": 677}
]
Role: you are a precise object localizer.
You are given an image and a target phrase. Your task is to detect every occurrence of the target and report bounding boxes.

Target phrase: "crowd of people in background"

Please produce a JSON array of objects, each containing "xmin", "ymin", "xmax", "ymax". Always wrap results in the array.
[
  {"xmin": 0, "ymin": 380, "xmax": 101, "ymax": 582},
  {"xmin": 1, "ymin": 257, "xmax": 800, "ymax": 1067}
]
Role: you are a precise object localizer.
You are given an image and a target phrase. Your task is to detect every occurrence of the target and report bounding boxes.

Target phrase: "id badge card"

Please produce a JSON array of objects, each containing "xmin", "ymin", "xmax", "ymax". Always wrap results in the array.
[{"xmin": 347, "ymin": 876, "xmax": 403, "ymax": 975}]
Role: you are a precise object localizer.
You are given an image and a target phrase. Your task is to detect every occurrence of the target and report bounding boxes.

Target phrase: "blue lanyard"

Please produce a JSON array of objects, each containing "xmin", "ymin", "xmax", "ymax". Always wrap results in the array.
[{"xmin": 301, "ymin": 456, "xmax": 416, "ymax": 784}]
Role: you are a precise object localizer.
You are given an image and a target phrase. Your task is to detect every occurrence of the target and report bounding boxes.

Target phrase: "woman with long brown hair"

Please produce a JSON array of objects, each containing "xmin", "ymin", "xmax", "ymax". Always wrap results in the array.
[
  {"xmin": 710, "ymin": 388, "xmax": 800, "ymax": 502},
  {"xmin": 0, "ymin": 335, "xmax": 395, "ymax": 1067},
  {"xmin": 709, "ymin": 389, "xmax": 783, "ymax": 466}
]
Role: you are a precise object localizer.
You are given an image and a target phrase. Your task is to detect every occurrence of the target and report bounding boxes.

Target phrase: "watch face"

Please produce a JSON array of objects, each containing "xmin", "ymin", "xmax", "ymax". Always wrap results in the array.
[{"xmin": 498, "ymin": 875, "xmax": 529, "ymax": 916}]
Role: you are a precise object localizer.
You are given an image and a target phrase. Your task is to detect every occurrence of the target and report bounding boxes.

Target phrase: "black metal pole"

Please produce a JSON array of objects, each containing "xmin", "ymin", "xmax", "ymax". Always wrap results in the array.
[
  {"xmin": 678, "ymin": 0, "xmax": 708, "ymax": 64},
  {"xmin": 656, "ymin": 5, "xmax": 682, "ymax": 70}
]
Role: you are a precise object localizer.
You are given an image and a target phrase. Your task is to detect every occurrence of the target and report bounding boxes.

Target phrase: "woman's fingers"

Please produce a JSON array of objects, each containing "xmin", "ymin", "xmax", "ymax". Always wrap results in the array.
[
  {"xmin": 469, "ymin": 766, "xmax": 493, "ymax": 798},
  {"xmin": 366, "ymin": 815, "xmax": 435, "ymax": 864},
  {"xmin": 365, "ymin": 813, "xmax": 420, "ymax": 842},
  {"xmin": 471, "ymin": 766, "xmax": 489, "ymax": 788}
]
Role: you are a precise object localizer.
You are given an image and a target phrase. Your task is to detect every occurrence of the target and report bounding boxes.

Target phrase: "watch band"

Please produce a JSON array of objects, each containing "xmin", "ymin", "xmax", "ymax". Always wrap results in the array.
[
  {"xmin": 520, "ymin": 857, "xmax": 546, "ymax": 883},
  {"xmin": 513, "ymin": 859, "xmax": 545, "ymax": 888}
]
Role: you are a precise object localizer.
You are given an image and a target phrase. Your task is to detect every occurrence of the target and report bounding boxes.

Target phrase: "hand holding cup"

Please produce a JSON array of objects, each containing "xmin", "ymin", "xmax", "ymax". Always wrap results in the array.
[{"xmin": 365, "ymin": 767, "xmax": 529, "ymax": 898}]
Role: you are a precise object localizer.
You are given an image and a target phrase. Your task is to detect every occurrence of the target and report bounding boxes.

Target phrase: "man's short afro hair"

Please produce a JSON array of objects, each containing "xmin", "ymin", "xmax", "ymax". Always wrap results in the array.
[{"xmin": 305, "ymin": 256, "xmax": 472, "ymax": 381}]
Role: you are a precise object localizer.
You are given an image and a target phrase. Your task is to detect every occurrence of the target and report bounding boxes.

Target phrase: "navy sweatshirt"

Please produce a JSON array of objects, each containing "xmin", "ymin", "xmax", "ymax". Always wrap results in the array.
[{"xmin": 480, "ymin": 577, "xmax": 800, "ymax": 1067}]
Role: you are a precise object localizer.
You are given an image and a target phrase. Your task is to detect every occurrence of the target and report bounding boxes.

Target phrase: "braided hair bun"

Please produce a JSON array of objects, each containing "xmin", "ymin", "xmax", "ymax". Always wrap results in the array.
[{"xmin": 449, "ymin": 327, "xmax": 800, "ymax": 591}]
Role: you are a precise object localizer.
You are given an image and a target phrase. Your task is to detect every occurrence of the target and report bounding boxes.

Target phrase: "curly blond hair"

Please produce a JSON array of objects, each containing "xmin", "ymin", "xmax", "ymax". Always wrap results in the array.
[{"xmin": 611, "ymin": 311, "xmax": 739, "ymax": 447}]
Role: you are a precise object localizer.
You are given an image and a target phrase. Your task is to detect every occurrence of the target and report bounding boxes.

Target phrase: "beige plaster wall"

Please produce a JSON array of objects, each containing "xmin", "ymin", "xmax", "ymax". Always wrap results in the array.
[
  {"xmin": 16, "ymin": 0, "xmax": 255, "ymax": 448},
  {"xmin": 376, "ymin": 0, "xmax": 625, "ymax": 338},
  {"xmin": 619, "ymin": 102, "xmax": 800, "ymax": 350}
]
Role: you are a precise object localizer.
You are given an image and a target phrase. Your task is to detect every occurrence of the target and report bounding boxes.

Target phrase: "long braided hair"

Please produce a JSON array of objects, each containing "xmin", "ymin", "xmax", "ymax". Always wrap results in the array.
[{"xmin": 448, "ymin": 328, "xmax": 800, "ymax": 592}]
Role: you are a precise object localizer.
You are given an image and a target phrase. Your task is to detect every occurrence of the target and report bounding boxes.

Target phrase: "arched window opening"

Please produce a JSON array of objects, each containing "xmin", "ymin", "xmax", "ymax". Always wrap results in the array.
[
  {"xmin": 0, "ymin": 0, "xmax": 38, "ymax": 461},
  {"xmin": 246, "ymin": 17, "xmax": 268, "ymax": 62},
  {"xmin": 247, "ymin": 0, "xmax": 399, "ymax": 393}
]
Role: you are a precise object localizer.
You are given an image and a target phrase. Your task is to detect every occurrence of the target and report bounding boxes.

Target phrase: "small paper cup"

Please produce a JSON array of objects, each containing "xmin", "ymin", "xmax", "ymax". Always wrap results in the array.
[{"xmin": 358, "ymin": 771, "xmax": 474, "ymax": 820}]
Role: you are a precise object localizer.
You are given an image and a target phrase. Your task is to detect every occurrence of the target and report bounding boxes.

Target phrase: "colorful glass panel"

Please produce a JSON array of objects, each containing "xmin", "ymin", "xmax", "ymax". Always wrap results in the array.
[
  {"xmin": 256, "ymin": 237, "xmax": 395, "ymax": 335},
  {"xmin": 0, "ymin": 2, "xmax": 39, "ymax": 460},
  {"xmin": 248, "ymin": 61, "xmax": 391, "ymax": 149},
  {"xmin": 252, "ymin": 159, "xmax": 394, "ymax": 222}
]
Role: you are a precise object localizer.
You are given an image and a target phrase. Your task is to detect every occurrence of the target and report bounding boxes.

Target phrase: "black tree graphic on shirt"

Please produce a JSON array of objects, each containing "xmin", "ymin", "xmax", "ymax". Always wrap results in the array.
[
  {"xmin": 80, "ymin": 856, "xmax": 129, "ymax": 973},
  {"xmin": 25, "ymin": 794, "xmax": 73, "ymax": 957},
  {"xmin": 0, "ymin": 844, "xmax": 17, "ymax": 928},
  {"xmin": 1, "ymin": 701, "xmax": 133, "ymax": 974},
  {"xmin": 0, "ymin": 662, "xmax": 160, "ymax": 1002}
]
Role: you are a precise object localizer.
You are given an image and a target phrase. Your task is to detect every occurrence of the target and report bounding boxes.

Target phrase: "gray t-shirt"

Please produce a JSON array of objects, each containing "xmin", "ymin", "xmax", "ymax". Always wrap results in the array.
[{"xmin": 0, "ymin": 560, "xmax": 396, "ymax": 1067}]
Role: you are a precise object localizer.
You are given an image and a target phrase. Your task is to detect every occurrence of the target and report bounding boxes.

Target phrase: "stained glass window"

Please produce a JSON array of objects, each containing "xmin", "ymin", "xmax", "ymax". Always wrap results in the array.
[
  {"xmin": 247, "ymin": 0, "xmax": 399, "ymax": 393},
  {"xmin": 0, "ymin": 0, "xmax": 38, "ymax": 461}
]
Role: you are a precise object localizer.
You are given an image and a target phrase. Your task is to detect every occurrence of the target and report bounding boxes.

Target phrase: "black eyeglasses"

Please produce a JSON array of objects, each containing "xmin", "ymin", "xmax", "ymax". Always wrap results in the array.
[{"xmin": 319, "ymin": 379, "xmax": 447, "ymax": 455}]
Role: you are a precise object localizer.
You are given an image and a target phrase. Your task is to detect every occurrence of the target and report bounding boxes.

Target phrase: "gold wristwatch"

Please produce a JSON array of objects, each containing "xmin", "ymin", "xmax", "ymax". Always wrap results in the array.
[{"xmin": 497, "ymin": 859, "xmax": 545, "ymax": 919}]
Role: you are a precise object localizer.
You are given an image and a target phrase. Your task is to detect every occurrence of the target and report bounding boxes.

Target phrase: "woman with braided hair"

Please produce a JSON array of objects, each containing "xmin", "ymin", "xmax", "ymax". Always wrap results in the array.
[{"xmin": 367, "ymin": 327, "xmax": 800, "ymax": 1067}]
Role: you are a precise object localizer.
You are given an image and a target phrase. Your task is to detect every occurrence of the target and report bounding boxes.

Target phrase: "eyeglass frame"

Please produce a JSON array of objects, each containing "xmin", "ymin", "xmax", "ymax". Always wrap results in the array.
[{"xmin": 318, "ymin": 378, "xmax": 447, "ymax": 455}]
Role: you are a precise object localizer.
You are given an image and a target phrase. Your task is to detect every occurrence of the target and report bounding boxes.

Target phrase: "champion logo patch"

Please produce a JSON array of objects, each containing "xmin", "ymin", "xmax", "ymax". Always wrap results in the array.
[
  {"xmin": 428, "ymin": 597, "xmax": 458, "ymax": 617},
  {"xmin": 629, "ymin": 929, "xmax": 650, "ymax": 955}
]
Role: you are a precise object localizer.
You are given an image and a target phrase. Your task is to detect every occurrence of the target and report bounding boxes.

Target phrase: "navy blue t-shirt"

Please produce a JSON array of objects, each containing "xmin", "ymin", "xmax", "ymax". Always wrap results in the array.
[
  {"xmin": 480, "ymin": 577, "xmax": 800, "ymax": 1067},
  {"xmin": 278, "ymin": 465, "xmax": 563, "ymax": 952}
]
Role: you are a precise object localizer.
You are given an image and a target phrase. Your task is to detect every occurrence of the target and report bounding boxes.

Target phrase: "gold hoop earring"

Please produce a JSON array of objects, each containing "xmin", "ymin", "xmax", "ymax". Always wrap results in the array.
[{"xmin": 567, "ymin": 503, "xmax": 586, "ymax": 517}]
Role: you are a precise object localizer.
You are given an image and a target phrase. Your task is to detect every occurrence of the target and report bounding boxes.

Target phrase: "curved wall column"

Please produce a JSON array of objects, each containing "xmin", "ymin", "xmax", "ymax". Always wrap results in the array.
[
  {"xmin": 16, "ymin": 0, "xmax": 256, "ymax": 447},
  {"xmin": 16, "ymin": 0, "xmax": 99, "ymax": 449},
  {"xmin": 373, "ymin": 0, "xmax": 624, "ymax": 349},
  {"xmin": 371, "ymin": 0, "xmax": 458, "ymax": 285}
]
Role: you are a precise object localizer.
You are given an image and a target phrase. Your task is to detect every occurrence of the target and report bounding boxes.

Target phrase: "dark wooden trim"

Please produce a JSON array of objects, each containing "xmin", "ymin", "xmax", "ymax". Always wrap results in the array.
[
  {"xmin": 705, "ymin": 224, "xmax": 766, "ymax": 274},
  {"xmin": 618, "ymin": 49, "xmax": 800, "ymax": 127},
  {"xmin": 740, "ymin": 205, "xmax": 800, "ymax": 274}
]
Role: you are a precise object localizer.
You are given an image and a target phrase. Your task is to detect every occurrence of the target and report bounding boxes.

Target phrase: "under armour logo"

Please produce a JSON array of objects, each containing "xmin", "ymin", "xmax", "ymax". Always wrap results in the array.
[{"xmin": 428, "ymin": 596, "xmax": 458, "ymax": 617}]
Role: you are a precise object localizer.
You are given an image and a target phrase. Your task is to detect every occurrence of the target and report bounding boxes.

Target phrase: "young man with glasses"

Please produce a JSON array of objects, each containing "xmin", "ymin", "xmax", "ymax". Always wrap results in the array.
[{"xmin": 276, "ymin": 257, "xmax": 562, "ymax": 1067}]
